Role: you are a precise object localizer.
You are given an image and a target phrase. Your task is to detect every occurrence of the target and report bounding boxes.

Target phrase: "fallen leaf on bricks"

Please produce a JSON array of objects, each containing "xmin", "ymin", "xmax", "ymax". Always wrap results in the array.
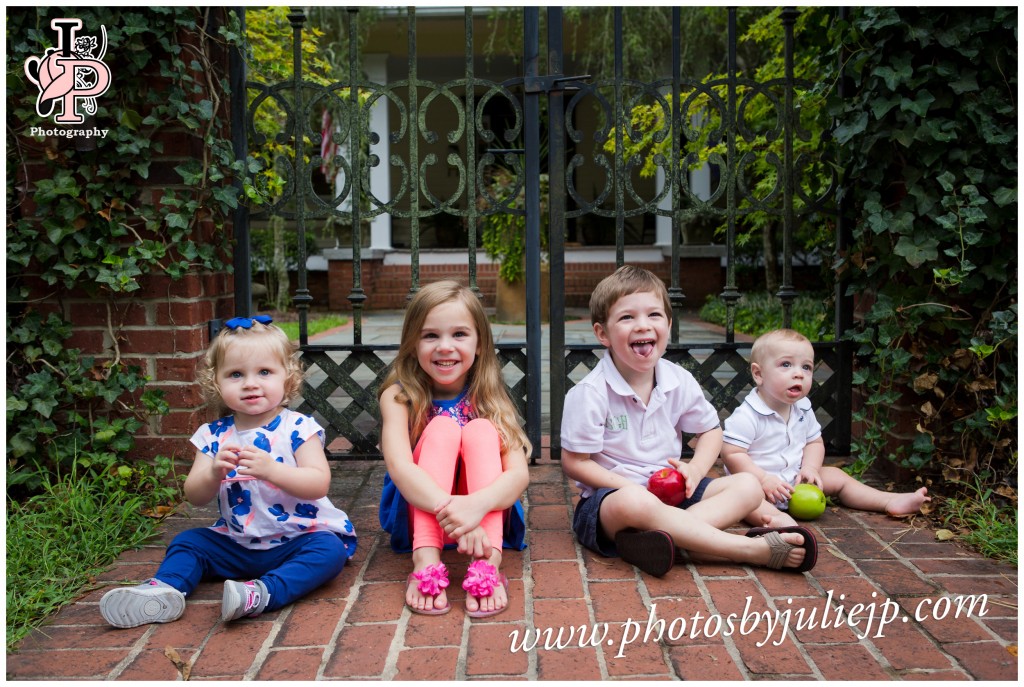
[
  {"xmin": 142, "ymin": 505, "xmax": 176, "ymax": 518},
  {"xmin": 1007, "ymin": 645, "xmax": 1017, "ymax": 657},
  {"xmin": 165, "ymin": 646, "xmax": 192, "ymax": 681},
  {"xmin": 934, "ymin": 529, "xmax": 955, "ymax": 541}
]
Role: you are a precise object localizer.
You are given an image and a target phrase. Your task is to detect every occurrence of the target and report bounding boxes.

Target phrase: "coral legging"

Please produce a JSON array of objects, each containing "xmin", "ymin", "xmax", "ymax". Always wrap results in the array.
[{"xmin": 411, "ymin": 415, "xmax": 504, "ymax": 551}]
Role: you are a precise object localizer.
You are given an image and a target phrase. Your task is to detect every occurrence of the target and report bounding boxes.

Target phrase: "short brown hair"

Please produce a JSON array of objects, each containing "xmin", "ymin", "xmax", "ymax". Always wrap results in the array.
[{"xmin": 589, "ymin": 265, "xmax": 672, "ymax": 325}]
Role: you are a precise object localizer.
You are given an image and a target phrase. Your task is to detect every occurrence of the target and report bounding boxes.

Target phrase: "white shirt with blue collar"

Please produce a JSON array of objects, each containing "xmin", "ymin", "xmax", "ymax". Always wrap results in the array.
[
  {"xmin": 722, "ymin": 387, "xmax": 822, "ymax": 502},
  {"xmin": 560, "ymin": 353, "xmax": 721, "ymax": 499}
]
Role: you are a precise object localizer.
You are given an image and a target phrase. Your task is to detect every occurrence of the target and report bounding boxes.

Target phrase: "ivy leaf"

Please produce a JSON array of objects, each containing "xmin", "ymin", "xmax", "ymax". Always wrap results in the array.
[
  {"xmin": 992, "ymin": 187, "xmax": 1016, "ymax": 207},
  {"xmin": 31, "ymin": 397, "xmax": 59, "ymax": 419},
  {"xmin": 894, "ymin": 234, "xmax": 939, "ymax": 268},
  {"xmin": 872, "ymin": 57, "xmax": 914, "ymax": 90},
  {"xmin": 119, "ymin": 109, "xmax": 143, "ymax": 130},
  {"xmin": 900, "ymin": 90, "xmax": 935, "ymax": 117},
  {"xmin": 212, "ymin": 185, "xmax": 239, "ymax": 209},
  {"xmin": 9, "ymin": 433, "xmax": 34, "ymax": 458},
  {"xmin": 935, "ymin": 171, "xmax": 956, "ymax": 193},
  {"xmin": 948, "ymin": 73, "xmax": 979, "ymax": 94},
  {"xmin": 165, "ymin": 213, "xmax": 190, "ymax": 230},
  {"xmin": 834, "ymin": 111, "xmax": 868, "ymax": 145},
  {"xmin": 871, "ymin": 96, "xmax": 900, "ymax": 120}
]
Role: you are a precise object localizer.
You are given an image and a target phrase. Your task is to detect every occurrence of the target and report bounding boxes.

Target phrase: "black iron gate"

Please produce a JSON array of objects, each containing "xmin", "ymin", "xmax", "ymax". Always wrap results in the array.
[{"xmin": 235, "ymin": 7, "xmax": 852, "ymax": 461}]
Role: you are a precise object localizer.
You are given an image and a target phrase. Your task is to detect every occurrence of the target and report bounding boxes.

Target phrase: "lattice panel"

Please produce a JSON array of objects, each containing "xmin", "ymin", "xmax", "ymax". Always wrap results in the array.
[
  {"xmin": 296, "ymin": 346, "xmax": 397, "ymax": 459},
  {"xmin": 560, "ymin": 343, "xmax": 844, "ymax": 455},
  {"xmin": 299, "ymin": 344, "xmax": 529, "ymax": 460}
]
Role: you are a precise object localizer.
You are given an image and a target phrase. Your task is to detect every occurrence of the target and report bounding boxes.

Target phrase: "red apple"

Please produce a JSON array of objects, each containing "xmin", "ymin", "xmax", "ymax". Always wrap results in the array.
[{"xmin": 647, "ymin": 467, "xmax": 687, "ymax": 506}]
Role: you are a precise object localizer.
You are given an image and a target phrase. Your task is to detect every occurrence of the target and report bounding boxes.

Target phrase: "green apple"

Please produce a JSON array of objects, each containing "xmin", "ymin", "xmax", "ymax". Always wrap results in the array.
[{"xmin": 788, "ymin": 483, "xmax": 826, "ymax": 520}]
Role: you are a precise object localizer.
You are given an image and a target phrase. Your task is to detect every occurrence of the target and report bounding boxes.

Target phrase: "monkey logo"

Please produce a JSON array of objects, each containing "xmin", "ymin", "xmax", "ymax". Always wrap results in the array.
[{"xmin": 24, "ymin": 18, "xmax": 111, "ymax": 125}]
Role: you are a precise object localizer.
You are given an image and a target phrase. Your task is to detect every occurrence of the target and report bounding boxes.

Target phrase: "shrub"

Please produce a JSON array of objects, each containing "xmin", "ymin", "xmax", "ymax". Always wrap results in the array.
[
  {"xmin": 699, "ymin": 292, "xmax": 835, "ymax": 341},
  {"xmin": 827, "ymin": 7, "xmax": 1017, "ymax": 493}
]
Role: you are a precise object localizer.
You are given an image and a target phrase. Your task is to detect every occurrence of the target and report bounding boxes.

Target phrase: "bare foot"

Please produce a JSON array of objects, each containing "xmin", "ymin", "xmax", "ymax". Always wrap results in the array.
[
  {"xmin": 885, "ymin": 487, "xmax": 930, "ymax": 516},
  {"xmin": 464, "ymin": 549, "xmax": 507, "ymax": 616},
  {"xmin": 407, "ymin": 548, "xmax": 448, "ymax": 613},
  {"xmin": 745, "ymin": 500, "xmax": 797, "ymax": 530},
  {"xmin": 747, "ymin": 531, "xmax": 807, "ymax": 569},
  {"xmin": 765, "ymin": 512, "xmax": 799, "ymax": 528}
]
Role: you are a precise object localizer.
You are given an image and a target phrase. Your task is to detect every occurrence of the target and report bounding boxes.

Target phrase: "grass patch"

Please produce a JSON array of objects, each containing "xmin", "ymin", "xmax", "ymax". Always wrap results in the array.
[
  {"xmin": 6, "ymin": 461, "xmax": 174, "ymax": 651},
  {"xmin": 276, "ymin": 315, "xmax": 348, "ymax": 341},
  {"xmin": 940, "ymin": 480, "xmax": 1018, "ymax": 564},
  {"xmin": 699, "ymin": 292, "xmax": 834, "ymax": 340}
]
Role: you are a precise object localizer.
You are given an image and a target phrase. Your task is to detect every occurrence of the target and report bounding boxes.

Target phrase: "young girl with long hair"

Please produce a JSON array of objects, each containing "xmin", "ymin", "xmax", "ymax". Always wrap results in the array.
[
  {"xmin": 378, "ymin": 281, "xmax": 530, "ymax": 618},
  {"xmin": 100, "ymin": 315, "xmax": 356, "ymax": 628}
]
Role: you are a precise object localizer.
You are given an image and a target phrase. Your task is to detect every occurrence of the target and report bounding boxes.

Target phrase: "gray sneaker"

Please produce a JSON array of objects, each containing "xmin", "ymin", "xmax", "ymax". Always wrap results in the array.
[
  {"xmin": 100, "ymin": 579, "xmax": 186, "ymax": 628},
  {"xmin": 221, "ymin": 579, "xmax": 270, "ymax": 621}
]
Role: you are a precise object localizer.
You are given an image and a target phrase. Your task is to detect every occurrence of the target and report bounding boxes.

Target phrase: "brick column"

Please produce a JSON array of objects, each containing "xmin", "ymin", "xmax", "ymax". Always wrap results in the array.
[
  {"xmin": 11, "ymin": 9, "xmax": 237, "ymax": 466},
  {"xmin": 57, "ymin": 271, "xmax": 234, "ymax": 462}
]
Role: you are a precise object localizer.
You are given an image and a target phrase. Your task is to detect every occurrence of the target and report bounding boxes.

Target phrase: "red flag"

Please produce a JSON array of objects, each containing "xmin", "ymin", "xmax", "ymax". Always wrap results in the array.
[{"xmin": 320, "ymin": 109, "xmax": 338, "ymax": 181}]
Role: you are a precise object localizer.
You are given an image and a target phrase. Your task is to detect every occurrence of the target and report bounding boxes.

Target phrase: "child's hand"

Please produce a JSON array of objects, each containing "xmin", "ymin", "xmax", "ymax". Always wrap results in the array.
[
  {"xmin": 760, "ymin": 473, "xmax": 794, "ymax": 505},
  {"xmin": 455, "ymin": 525, "xmax": 493, "ymax": 559},
  {"xmin": 667, "ymin": 458, "xmax": 701, "ymax": 499},
  {"xmin": 797, "ymin": 468, "xmax": 823, "ymax": 490},
  {"xmin": 235, "ymin": 446, "xmax": 280, "ymax": 482},
  {"xmin": 212, "ymin": 445, "xmax": 242, "ymax": 479},
  {"xmin": 434, "ymin": 494, "xmax": 487, "ymax": 540}
]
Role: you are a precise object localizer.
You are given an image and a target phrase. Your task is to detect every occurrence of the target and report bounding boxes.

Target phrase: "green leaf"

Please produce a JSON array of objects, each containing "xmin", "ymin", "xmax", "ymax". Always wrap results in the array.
[
  {"xmin": 935, "ymin": 171, "xmax": 956, "ymax": 193},
  {"xmin": 900, "ymin": 90, "xmax": 935, "ymax": 117},
  {"xmin": 31, "ymin": 397, "xmax": 59, "ymax": 418},
  {"xmin": 992, "ymin": 187, "xmax": 1016, "ymax": 207},
  {"xmin": 834, "ymin": 111, "xmax": 868, "ymax": 144},
  {"xmin": 119, "ymin": 109, "xmax": 143, "ymax": 130},
  {"xmin": 894, "ymin": 234, "xmax": 940, "ymax": 268},
  {"xmin": 948, "ymin": 73, "xmax": 979, "ymax": 94},
  {"xmin": 870, "ymin": 96, "xmax": 900, "ymax": 120}
]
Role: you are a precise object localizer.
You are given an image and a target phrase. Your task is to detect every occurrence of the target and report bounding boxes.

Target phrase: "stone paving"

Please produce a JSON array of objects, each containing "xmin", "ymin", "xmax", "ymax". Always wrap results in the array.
[
  {"xmin": 6, "ymin": 312, "xmax": 1018, "ymax": 680},
  {"xmin": 6, "ymin": 449, "xmax": 1018, "ymax": 681}
]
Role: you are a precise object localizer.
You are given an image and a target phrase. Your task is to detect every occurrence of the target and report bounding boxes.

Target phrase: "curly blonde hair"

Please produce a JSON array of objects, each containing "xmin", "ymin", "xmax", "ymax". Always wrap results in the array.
[
  {"xmin": 379, "ymin": 280, "xmax": 531, "ymax": 457},
  {"xmin": 197, "ymin": 321, "xmax": 304, "ymax": 414}
]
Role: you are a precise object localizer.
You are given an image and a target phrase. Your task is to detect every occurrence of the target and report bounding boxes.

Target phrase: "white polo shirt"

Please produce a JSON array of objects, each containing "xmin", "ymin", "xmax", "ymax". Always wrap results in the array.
[
  {"xmin": 722, "ymin": 387, "xmax": 822, "ymax": 496},
  {"xmin": 560, "ymin": 353, "xmax": 721, "ymax": 499}
]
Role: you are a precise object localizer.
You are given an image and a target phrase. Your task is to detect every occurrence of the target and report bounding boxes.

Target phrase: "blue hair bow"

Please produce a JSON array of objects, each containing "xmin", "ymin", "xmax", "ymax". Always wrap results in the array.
[{"xmin": 224, "ymin": 314, "xmax": 273, "ymax": 330}]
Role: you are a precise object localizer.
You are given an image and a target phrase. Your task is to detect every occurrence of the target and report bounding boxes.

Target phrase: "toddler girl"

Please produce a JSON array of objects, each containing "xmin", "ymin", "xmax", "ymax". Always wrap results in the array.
[
  {"xmin": 378, "ymin": 281, "xmax": 530, "ymax": 618},
  {"xmin": 100, "ymin": 315, "xmax": 356, "ymax": 628}
]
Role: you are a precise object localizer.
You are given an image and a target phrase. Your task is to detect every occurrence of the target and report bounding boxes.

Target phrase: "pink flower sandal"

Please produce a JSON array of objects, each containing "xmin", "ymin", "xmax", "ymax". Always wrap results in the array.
[
  {"xmin": 462, "ymin": 559, "xmax": 509, "ymax": 619},
  {"xmin": 406, "ymin": 562, "xmax": 451, "ymax": 615}
]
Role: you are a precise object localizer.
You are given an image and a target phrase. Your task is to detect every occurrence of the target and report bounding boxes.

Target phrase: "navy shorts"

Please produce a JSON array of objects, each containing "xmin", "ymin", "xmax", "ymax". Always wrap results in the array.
[{"xmin": 572, "ymin": 476, "xmax": 713, "ymax": 557}]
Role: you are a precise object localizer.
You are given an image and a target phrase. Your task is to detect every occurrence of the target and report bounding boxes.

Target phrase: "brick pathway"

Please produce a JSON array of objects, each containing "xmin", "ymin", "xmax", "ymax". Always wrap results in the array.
[{"xmin": 7, "ymin": 452, "xmax": 1018, "ymax": 681}]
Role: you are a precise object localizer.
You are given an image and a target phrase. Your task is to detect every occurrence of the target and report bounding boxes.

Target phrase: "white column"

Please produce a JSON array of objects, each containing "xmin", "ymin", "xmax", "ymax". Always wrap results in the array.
[{"xmin": 362, "ymin": 54, "xmax": 391, "ymax": 251}]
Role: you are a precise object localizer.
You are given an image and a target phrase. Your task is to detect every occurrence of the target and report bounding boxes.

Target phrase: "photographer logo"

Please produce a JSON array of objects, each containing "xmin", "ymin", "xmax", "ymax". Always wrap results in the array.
[{"xmin": 24, "ymin": 18, "xmax": 111, "ymax": 126}]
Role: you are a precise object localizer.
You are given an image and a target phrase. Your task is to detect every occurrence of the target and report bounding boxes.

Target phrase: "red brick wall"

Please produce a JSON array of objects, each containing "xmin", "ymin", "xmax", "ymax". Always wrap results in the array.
[
  {"xmin": 53, "ymin": 272, "xmax": 234, "ymax": 462},
  {"xmin": 13, "ymin": 13, "xmax": 235, "ymax": 464},
  {"xmin": 325, "ymin": 256, "xmax": 723, "ymax": 312},
  {"xmin": 327, "ymin": 260, "xmax": 502, "ymax": 311}
]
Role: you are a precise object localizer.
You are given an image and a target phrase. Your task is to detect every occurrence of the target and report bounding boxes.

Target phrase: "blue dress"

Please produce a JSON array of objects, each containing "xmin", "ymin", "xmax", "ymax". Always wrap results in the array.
[{"xmin": 378, "ymin": 388, "xmax": 527, "ymax": 553}]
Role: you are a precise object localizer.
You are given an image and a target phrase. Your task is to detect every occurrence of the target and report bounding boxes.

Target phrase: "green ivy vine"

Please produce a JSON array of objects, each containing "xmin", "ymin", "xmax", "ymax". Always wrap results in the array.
[
  {"xmin": 826, "ymin": 7, "xmax": 1017, "ymax": 493},
  {"xmin": 6, "ymin": 8, "xmax": 246, "ymax": 496}
]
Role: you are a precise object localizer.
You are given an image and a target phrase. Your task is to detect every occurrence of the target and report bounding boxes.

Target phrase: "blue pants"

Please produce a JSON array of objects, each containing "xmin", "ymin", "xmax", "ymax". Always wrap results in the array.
[{"xmin": 155, "ymin": 528, "xmax": 349, "ymax": 612}]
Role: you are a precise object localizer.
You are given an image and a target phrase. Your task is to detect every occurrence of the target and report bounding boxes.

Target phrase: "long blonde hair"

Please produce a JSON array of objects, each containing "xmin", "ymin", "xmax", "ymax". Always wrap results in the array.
[{"xmin": 379, "ymin": 280, "xmax": 531, "ymax": 457}]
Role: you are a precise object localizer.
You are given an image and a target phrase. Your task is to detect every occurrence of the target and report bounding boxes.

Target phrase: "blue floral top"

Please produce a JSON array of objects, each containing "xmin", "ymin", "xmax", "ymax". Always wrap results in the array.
[
  {"xmin": 190, "ymin": 408, "xmax": 357, "ymax": 552},
  {"xmin": 430, "ymin": 387, "xmax": 475, "ymax": 426}
]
